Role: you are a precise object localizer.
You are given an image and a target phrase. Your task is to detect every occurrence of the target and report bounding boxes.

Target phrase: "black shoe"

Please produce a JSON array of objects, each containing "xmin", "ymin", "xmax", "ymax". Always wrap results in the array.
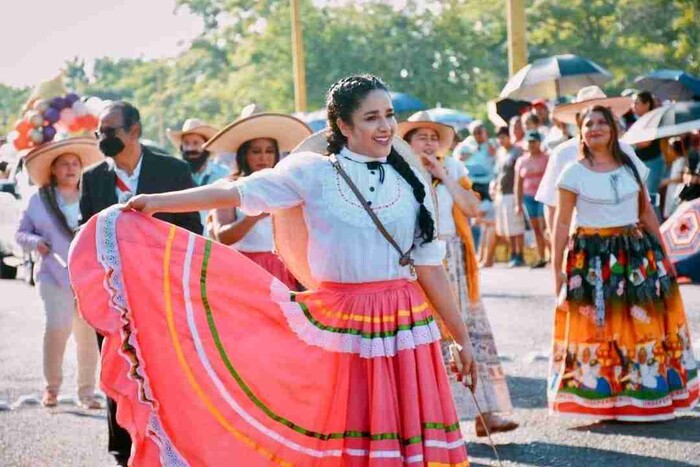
[
  {"xmin": 112, "ymin": 454, "xmax": 129, "ymax": 466},
  {"xmin": 531, "ymin": 259, "xmax": 548, "ymax": 269}
]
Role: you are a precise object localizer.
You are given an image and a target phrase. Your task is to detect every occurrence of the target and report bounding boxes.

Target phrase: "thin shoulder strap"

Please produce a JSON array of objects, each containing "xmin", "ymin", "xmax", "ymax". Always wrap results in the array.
[{"xmin": 329, "ymin": 154, "xmax": 414, "ymax": 267}]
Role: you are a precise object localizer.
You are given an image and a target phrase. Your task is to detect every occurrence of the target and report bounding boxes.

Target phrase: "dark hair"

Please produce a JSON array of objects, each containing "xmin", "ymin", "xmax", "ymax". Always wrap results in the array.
[
  {"xmin": 235, "ymin": 137, "xmax": 280, "ymax": 177},
  {"xmin": 105, "ymin": 101, "xmax": 142, "ymax": 136},
  {"xmin": 634, "ymin": 91, "xmax": 656, "ymax": 112},
  {"xmin": 325, "ymin": 74, "xmax": 435, "ymax": 244},
  {"xmin": 577, "ymin": 105, "xmax": 646, "ymax": 208},
  {"xmin": 670, "ymin": 138, "xmax": 686, "ymax": 157},
  {"xmin": 524, "ymin": 112, "xmax": 540, "ymax": 126},
  {"xmin": 496, "ymin": 126, "xmax": 510, "ymax": 137},
  {"xmin": 403, "ymin": 128, "xmax": 419, "ymax": 143}
]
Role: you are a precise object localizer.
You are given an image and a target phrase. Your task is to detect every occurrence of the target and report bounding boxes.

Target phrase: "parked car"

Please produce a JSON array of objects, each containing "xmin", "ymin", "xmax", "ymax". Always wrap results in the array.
[{"xmin": 0, "ymin": 158, "xmax": 36, "ymax": 281}]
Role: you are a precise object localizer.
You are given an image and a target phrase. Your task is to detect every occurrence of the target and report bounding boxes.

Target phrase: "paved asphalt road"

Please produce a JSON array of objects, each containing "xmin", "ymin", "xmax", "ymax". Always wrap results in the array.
[{"xmin": 1, "ymin": 266, "xmax": 698, "ymax": 466}]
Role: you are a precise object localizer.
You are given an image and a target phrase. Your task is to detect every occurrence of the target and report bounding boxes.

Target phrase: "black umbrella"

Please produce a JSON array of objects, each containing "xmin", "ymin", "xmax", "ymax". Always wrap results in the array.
[
  {"xmin": 487, "ymin": 98, "xmax": 531, "ymax": 127},
  {"xmin": 500, "ymin": 54, "xmax": 612, "ymax": 100},
  {"xmin": 634, "ymin": 70, "xmax": 700, "ymax": 102}
]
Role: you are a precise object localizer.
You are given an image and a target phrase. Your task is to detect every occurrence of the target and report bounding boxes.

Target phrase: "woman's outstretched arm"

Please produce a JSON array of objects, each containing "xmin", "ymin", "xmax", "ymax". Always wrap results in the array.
[{"xmin": 123, "ymin": 180, "xmax": 240, "ymax": 215}]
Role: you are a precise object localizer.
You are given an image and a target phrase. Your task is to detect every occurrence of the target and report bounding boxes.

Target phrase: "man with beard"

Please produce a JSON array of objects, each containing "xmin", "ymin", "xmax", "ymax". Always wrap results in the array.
[
  {"xmin": 167, "ymin": 118, "xmax": 229, "ymax": 226},
  {"xmin": 79, "ymin": 101, "xmax": 201, "ymax": 466}
]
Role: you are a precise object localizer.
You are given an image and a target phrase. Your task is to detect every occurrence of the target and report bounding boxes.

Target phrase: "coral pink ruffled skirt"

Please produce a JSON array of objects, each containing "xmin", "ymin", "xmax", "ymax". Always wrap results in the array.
[
  {"xmin": 240, "ymin": 251, "xmax": 300, "ymax": 291},
  {"xmin": 69, "ymin": 208, "xmax": 469, "ymax": 466}
]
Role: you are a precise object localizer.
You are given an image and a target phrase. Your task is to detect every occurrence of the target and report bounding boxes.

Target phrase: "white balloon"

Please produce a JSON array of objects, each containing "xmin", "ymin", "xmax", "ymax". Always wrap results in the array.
[
  {"xmin": 0, "ymin": 142, "xmax": 18, "ymax": 158},
  {"xmin": 85, "ymin": 96, "xmax": 105, "ymax": 115},
  {"xmin": 72, "ymin": 101, "xmax": 89, "ymax": 116}
]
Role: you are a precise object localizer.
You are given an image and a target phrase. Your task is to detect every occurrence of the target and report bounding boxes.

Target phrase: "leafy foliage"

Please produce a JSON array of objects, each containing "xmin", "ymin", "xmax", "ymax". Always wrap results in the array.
[{"xmin": 1, "ymin": 0, "xmax": 696, "ymax": 142}]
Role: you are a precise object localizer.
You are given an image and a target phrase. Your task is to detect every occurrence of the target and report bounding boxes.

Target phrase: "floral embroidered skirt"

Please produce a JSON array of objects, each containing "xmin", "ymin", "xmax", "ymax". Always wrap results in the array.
[
  {"xmin": 69, "ymin": 207, "xmax": 469, "ymax": 466},
  {"xmin": 548, "ymin": 225, "xmax": 699, "ymax": 421},
  {"xmin": 441, "ymin": 235, "xmax": 513, "ymax": 419}
]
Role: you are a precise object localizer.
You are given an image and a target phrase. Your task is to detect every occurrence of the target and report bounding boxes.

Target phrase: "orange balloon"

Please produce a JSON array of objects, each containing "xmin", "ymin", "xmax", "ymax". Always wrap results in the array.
[
  {"xmin": 83, "ymin": 114, "xmax": 98, "ymax": 130},
  {"xmin": 14, "ymin": 119, "xmax": 32, "ymax": 135},
  {"xmin": 13, "ymin": 133, "xmax": 30, "ymax": 150},
  {"xmin": 68, "ymin": 120, "xmax": 82, "ymax": 133}
]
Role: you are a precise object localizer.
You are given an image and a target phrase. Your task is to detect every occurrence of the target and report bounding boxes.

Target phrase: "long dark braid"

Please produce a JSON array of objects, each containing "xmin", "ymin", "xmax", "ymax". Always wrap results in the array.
[
  {"xmin": 386, "ymin": 147, "xmax": 435, "ymax": 244},
  {"xmin": 324, "ymin": 74, "xmax": 435, "ymax": 244},
  {"xmin": 40, "ymin": 182, "xmax": 76, "ymax": 240}
]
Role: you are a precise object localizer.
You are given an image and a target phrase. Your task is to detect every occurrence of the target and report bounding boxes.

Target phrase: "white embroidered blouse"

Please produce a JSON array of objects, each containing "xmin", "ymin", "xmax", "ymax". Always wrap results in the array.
[
  {"xmin": 556, "ymin": 157, "xmax": 650, "ymax": 228},
  {"xmin": 233, "ymin": 147, "xmax": 445, "ymax": 283}
]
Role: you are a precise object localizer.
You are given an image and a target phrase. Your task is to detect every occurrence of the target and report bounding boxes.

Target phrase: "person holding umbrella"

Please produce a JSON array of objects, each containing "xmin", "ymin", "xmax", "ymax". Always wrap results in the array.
[
  {"xmin": 15, "ymin": 137, "xmax": 103, "ymax": 409},
  {"xmin": 399, "ymin": 111, "xmax": 518, "ymax": 437}
]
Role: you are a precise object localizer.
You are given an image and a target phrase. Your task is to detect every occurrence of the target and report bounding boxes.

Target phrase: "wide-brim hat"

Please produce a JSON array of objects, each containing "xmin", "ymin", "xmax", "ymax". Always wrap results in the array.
[
  {"xmin": 23, "ymin": 137, "xmax": 104, "ymax": 187},
  {"xmin": 271, "ymin": 131, "xmax": 429, "ymax": 290},
  {"xmin": 166, "ymin": 118, "xmax": 219, "ymax": 147},
  {"xmin": 552, "ymin": 85, "xmax": 632, "ymax": 125},
  {"xmin": 203, "ymin": 113, "xmax": 312, "ymax": 154},
  {"xmin": 397, "ymin": 111, "xmax": 455, "ymax": 157}
]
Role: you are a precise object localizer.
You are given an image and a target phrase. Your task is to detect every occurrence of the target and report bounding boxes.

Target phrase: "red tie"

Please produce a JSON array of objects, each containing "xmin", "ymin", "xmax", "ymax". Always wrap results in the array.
[{"xmin": 115, "ymin": 175, "xmax": 130, "ymax": 194}]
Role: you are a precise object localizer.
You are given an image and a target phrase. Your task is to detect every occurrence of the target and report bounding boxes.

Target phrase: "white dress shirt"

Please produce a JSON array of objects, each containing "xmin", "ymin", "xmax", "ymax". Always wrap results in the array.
[
  {"xmin": 234, "ymin": 147, "xmax": 445, "ymax": 283},
  {"xmin": 112, "ymin": 155, "xmax": 143, "ymax": 203}
]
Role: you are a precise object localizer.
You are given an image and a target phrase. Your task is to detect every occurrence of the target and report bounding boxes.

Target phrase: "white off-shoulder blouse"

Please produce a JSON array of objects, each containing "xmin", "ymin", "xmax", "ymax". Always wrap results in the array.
[
  {"xmin": 556, "ymin": 157, "xmax": 650, "ymax": 228},
  {"xmin": 233, "ymin": 147, "xmax": 445, "ymax": 283}
]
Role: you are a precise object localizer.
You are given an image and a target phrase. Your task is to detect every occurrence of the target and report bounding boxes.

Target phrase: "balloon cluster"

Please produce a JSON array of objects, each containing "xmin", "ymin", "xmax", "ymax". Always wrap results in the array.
[{"xmin": 9, "ymin": 93, "xmax": 101, "ymax": 150}]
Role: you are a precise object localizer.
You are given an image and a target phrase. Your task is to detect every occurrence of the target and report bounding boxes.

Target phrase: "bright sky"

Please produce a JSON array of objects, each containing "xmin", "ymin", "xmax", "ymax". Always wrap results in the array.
[{"xmin": 0, "ymin": 0, "xmax": 203, "ymax": 88}]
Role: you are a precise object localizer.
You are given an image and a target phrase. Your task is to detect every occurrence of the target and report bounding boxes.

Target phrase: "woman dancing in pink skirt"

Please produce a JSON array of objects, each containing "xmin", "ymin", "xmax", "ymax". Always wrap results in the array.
[{"xmin": 70, "ymin": 75, "xmax": 476, "ymax": 466}]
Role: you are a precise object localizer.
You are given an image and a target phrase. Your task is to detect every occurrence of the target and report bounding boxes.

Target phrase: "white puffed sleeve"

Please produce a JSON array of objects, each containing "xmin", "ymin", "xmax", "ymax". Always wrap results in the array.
[
  {"xmin": 411, "ymin": 166, "xmax": 446, "ymax": 266},
  {"xmin": 235, "ymin": 152, "xmax": 323, "ymax": 216},
  {"xmin": 555, "ymin": 162, "xmax": 581, "ymax": 194}
]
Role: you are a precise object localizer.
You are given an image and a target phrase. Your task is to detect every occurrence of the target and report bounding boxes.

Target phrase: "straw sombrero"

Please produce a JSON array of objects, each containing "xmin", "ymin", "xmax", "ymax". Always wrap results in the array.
[
  {"xmin": 552, "ymin": 86, "xmax": 632, "ymax": 125},
  {"xmin": 24, "ymin": 137, "xmax": 104, "ymax": 187},
  {"xmin": 397, "ymin": 111, "xmax": 455, "ymax": 157},
  {"xmin": 203, "ymin": 113, "xmax": 312, "ymax": 153},
  {"xmin": 166, "ymin": 119, "xmax": 219, "ymax": 147},
  {"xmin": 272, "ymin": 131, "xmax": 429, "ymax": 289}
]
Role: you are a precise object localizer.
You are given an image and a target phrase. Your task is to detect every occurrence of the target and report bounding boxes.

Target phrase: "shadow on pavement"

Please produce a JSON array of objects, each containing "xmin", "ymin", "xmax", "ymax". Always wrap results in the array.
[
  {"xmin": 507, "ymin": 376, "xmax": 548, "ymax": 409},
  {"xmin": 53, "ymin": 409, "xmax": 107, "ymax": 421},
  {"xmin": 467, "ymin": 440, "xmax": 697, "ymax": 467},
  {"xmin": 571, "ymin": 415, "xmax": 700, "ymax": 443}
]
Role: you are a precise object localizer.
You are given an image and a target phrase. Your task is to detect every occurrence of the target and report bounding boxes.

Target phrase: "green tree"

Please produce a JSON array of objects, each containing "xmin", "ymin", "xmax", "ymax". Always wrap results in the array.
[{"xmin": 0, "ymin": 85, "xmax": 30, "ymax": 135}]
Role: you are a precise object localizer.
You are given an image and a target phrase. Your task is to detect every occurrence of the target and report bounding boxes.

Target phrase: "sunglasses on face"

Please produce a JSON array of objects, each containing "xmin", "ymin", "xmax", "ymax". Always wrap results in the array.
[{"xmin": 94, "ymin": 126, "xmax": 126, "ymax": 139}]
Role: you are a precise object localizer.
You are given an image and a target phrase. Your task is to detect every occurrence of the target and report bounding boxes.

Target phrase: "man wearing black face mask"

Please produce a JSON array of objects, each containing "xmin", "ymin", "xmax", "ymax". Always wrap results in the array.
[
  {"xmin": 166, "ymin": 119, "xmax": 229, "ymax": 225},
  {"xmin": 79, "ymin": 101, "xmax": 202, "ymax": 466}
]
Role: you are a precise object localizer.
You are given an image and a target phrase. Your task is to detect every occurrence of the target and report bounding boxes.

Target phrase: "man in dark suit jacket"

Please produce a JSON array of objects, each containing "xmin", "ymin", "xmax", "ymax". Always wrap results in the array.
[{"xmin": 80, "ymin": 101, "xmax": 201, "ymax": 466}]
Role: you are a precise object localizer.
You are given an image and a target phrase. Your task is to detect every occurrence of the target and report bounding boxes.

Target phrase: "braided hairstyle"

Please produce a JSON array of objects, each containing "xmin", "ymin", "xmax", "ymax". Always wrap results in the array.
[{"xmin": 325, "ymin": 74, "xmax": 435, "ymax": 244}]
